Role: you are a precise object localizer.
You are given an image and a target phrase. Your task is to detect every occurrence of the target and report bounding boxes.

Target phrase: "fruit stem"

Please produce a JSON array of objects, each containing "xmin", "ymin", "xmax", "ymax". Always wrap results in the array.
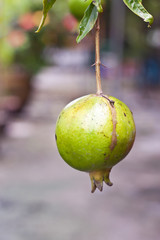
[{"xmin": 95, "ymin": 16, "xmax": 103, "ymax": 95}]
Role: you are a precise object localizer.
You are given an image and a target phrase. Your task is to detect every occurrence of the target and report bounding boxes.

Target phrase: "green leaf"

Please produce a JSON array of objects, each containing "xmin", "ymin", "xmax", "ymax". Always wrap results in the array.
[
  {"xmin": 123, "ymin": 0, "xmax": 154, "ymax": 26},
  {"xmin": 36, "ymin": 0, "xmax": 56, "ymax": 33},
  {"xmin": 76, "ymin": 3, "xmax": 99, "ymax": 43},
  {"xmin": 93, "ymin": 0, "xmax": 103, "ymax": 13}
]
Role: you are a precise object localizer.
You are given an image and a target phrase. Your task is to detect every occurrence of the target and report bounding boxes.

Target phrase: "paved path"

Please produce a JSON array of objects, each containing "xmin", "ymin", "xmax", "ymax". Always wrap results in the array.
[{"xmin": 0, "ymin": 67, "xmax": 160, "ymax": 240}]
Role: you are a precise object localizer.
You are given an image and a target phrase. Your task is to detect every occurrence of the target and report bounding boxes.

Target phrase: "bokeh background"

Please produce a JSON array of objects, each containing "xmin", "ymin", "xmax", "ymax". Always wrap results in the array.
[{"xmin": 0, "ymin": 1, "xmax": 160, "ymax": 240}]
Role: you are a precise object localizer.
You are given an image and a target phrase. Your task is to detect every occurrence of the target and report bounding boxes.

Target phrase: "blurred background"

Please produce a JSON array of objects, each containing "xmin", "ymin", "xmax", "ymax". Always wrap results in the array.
[{"xmin": 0, "ymin": 0, "xmax": 160, "ymax": 240}]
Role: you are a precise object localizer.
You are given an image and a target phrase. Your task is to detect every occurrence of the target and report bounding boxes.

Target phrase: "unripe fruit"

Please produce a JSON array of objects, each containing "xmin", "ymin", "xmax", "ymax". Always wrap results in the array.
[
  {"xmin": 68, "ymin": 0, "xmax": 93, "ymax": 21},
  {"xmin": 55, "ymin": 94, "xmax": 136, "ymax": 192}
]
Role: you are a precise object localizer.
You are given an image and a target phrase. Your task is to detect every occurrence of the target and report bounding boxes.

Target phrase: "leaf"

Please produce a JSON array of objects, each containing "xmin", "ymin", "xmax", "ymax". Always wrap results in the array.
[
  {"xmin": 76, "ymin": 3, "xmax": 99, "ymax": 43},
  {"xmin": 36, "ymin": 0, "xmax": 56, "ymax": 33},
  {"xmin": 123, "ymin": 0, "xmax": 154, "ymax": 26}
]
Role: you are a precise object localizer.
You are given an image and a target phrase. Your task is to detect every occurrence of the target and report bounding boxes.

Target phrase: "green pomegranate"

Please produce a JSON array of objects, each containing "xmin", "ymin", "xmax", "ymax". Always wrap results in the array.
[
  {"xmin": 68, "ymin": 0, "xmax": 93, "ymax": 21},
  {"xmin": 68, "ymin": 0, "xmax": 105, "ymax": 21},
  {"xmin": 55, "ymin": 94, "xmax": 136, "ymax": 192}
]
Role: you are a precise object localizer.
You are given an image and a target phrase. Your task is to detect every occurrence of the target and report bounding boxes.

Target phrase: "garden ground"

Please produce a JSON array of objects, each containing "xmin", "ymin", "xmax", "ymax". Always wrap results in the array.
[{"xmin": 0, "ymin": 66, "xmax": 160, "ymax": 240}]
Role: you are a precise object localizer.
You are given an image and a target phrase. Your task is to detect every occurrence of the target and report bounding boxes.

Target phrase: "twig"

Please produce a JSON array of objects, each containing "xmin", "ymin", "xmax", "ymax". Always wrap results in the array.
[{"xmin": 95, "ymin": 16, "xmax": 102, "ymax": 95}]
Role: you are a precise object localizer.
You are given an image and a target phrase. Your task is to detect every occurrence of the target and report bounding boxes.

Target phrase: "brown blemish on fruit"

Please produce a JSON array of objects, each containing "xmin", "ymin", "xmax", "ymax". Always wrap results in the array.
[
  {"xmin": 109, "ymin": 103, "xmax": 117, "ymax": 151},
  {"xmin": 105, "ymin": 155, "xmax": 110, "ymax": 164},
  {"xmin": 105, "ymin": 155, "xmax": 110, "ymax": 161},
  {"xmin": 55, "ymin": 134, "xmax": 57, "ymax": 141},
  {"xmin": 103, "ymin": 155, "xmax": 110, "ymax": 166},
  {"xmin": 103, "ymin": 134, "xmax": 108, "ymax": 138},
  {"xmin": 101, "ymin": 94, "xmax": 115, "ymax": 107},
  {"xmin": 124, "ymin": 113, "xmax": 126, "ymax": 117},
  {"xmin": 101, "ymin": 95, "xmax": 117, "ymax": 151}
]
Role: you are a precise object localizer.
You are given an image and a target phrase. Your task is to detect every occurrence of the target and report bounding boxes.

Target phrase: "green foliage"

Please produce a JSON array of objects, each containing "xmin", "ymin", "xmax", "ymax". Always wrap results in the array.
[
  {"xmin": 37, "ymin": 0, "xmax": 154, "ymax": 43},
  {"xmin": 13, "ymin": 30, "xmax": 47, "ymax": 74},
  {"xmin": 0, "ymin": 0, "xmax": 40, "ymax": 65},
  {"xmin": 76, "ymin": 0, "xmax": 104, "ymax": 43},
  {"xmin": 0, "ymin": 0, "xmax": 70, "ymax": 67},
  {"xmin": 123, "ymin": 0, "xmax": 154, "ymax": 26},
  {"xmin": 93, "ymin": 0, "xmax": 103, "ymax": 13},
  {"xmin": 76, "ymin": 3, "xmax": 98, "ymax": 43},
  {"xmin": 36, "ymin": 0, "xmax": 57, "ymax": 33},
  {"xmin": 0, "ymin": 2, "xmax": 50, "ymax": 74}
]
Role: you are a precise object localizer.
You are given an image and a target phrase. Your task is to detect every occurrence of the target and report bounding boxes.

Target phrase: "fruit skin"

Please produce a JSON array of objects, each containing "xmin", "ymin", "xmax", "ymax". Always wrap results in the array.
[
  {"xmin": 68, "ymin": 0, "xmax": 93, "ymax": 21},
  {"xmin": 55, "ymin": 94, "xmax": 136, "ymax": 192}
]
